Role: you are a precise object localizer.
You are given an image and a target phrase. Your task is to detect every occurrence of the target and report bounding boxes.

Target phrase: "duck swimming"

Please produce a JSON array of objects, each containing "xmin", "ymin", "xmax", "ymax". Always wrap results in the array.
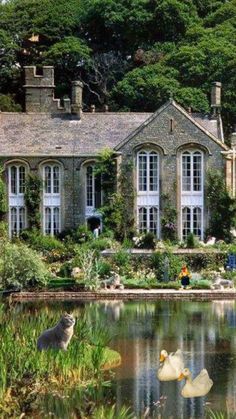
[
  {"xmin": 178, "ymin": 368, "xmax": 213, "ymax": 398},
  {"xmin": 157, "ymin": 349, "xmax": 184, "ymax": 381}
]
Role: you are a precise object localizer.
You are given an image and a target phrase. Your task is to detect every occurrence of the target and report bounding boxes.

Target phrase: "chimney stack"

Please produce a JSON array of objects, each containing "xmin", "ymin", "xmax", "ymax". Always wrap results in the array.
[
  {"xmin": 211, "ymin": 81, "xmax": 221, "ymax": 116},
  {"xmin": 71, "ymin": 81, "xmax": 83, "ymax": 117}
]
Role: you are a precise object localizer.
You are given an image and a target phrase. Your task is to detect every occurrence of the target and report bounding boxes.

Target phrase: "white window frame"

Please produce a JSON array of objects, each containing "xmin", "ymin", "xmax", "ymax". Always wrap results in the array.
[
  {"xmin": 86, "ymin": 165, "xmax": 95, "ymax": 208},
  {"xmin": 137, "ymin": 150, "xmax": 159, "ymax": 195},
  {"xmin": 42, "ymin": 163, "xmax": 61, "ymax": 236},
  {"xmin": 181, "ymin": 206, "xmax": 203, "ymax": 241},
  {"xmin": 8, "ymin": 164, "xmax": 27, "ymax": 237},
  {"xmin": 181, "ymin": 150, "xmax": 203, "ymax": 195},
  {"xmin": 138, "ymin": 206, "xmax": 159, "ymax": 236}
]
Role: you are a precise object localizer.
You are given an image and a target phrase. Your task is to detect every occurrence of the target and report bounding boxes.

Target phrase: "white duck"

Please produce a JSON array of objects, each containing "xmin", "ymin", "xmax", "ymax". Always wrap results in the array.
[
  {"xmin": 157, "ymin": 349, "xmax": 184, "ymax": 381},
  {"xmin": 178, "ymin": 368, "xmax": 213, "ymax": 398}
]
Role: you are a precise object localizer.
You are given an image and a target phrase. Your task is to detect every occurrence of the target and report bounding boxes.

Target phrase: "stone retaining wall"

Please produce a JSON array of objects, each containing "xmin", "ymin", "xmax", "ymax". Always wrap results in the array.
[{"xmin": 9, "ymin": 290, "xmax": 236, "ymax": 302}]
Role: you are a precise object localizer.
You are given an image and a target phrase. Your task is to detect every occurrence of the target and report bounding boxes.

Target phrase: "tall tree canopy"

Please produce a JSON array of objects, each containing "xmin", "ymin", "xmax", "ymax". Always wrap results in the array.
[{"xmin": 0, "ymin": 0, "xmax": 235, "ymax": 136}]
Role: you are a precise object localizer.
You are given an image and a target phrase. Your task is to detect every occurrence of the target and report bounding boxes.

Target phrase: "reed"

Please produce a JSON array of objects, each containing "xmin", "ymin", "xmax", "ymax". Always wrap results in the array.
[{"xmin": 0, "ymin": 302, "xmax": 121, "ymax": 416}]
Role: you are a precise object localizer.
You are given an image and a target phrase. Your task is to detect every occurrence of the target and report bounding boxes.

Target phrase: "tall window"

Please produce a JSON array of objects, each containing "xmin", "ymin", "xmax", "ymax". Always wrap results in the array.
[
  {"xmin": 182, "ymin": 206, "xmax": 202, "ymax": 240},
  {"xmin": 182, "ymin": 151, "xmax": 203, "ymax": 192},
  {"xmin": 8, "ymin": 164, "xmax": 27, "ymax": 236},
  {"xmin": 86, "ymin": 165, "xmax": 102, "ymax": 209},
  {"xmin": 138, "ymin": 206, "xmax": 159, "ymax": 236},
  {"xmin": 43, "ymin": 163, "xmax": 61, "ymax": 236},
  {"xmin": 181, "ymin": 150, "xmax": 204, "ymax": 240},
  {"xmin": 44, "ymin": 165, "xmax": 60, "ymax": 195},
  {"xmin": 138, "ymin": 150, "xmax": 159, "ymax": 192},
  {"xmin": 137, "ymin": 150, "xmax": 159, "ymax": 237}
]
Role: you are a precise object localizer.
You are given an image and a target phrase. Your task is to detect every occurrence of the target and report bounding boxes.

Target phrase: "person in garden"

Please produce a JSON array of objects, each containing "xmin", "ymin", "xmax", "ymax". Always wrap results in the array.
[{"xmin": 179, "ymin": 265, "xmax": 191, "ymax": 289}]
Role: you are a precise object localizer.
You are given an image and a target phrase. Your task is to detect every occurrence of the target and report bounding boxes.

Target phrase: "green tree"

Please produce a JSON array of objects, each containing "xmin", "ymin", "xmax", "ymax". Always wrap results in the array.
[{"xmin": 206, "ymin": 170, "xmax": 236, "ymax": 242}]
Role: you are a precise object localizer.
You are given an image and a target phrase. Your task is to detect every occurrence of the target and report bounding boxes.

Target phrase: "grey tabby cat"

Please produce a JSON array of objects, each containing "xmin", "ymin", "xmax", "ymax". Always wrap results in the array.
[{"xmin": 37, "ymin": 313, "xmax": 75, "ymax": 351}]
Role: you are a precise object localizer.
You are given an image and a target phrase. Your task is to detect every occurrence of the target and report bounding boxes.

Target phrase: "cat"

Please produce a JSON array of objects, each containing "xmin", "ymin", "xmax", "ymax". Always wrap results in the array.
[{"xmin": 37, "ymin": 313, "xmax": 75, "ymax": 351}]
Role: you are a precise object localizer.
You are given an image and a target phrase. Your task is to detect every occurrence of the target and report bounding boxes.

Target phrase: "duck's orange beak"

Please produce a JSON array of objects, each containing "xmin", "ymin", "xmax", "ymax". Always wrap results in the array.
[
  {"xmin": 177, "ymin": 373, "xmax": 184, "ymax": 381},
  {"xmin": 159, "ymin": 354, "xmax": 165, "ymax": 362}
]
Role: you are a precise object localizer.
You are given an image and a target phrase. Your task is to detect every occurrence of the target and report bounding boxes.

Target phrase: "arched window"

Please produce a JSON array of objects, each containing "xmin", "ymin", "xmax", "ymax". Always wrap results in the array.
[
  {"xmin": 44, "ymin": 164, "xmax": 60, "ymax": 195},
  {"xmin": 85, "ymin": 165, "xmax": 102, "ymax": 210},
  {"xmin": 182, "ymin": 151, "xmax": 203, "ymax": 193},
  {"xmin": 182, "ymin": 206, "xmax": 202, "ymax": 240},
  {"xmin": 8, "ymin": 164, "xmax": 27, "ymax": 236},
  {"xmin": 9, "ymin": 165, "xmax": 26, "ymax": 195},
  {"xmin": 137, "ymin": 150, "xmax": 160, "ymax": 237},
  {"xmin": 181, "ymin": 150, "xmax": 204, "ymax": 241},
  {"xmin": 138, "ymin": 150, "xmax": 159, "ymax": 192},
  {"xmin": 42, "ymin": 163, "xmax": 61, "ymax": 236}
]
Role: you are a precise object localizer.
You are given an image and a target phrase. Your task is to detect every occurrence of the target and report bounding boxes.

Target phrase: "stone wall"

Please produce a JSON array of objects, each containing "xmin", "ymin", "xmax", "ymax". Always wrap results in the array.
[{"xmin": 118, "ymin": 102, "xmax": 226, "ymax": 238}]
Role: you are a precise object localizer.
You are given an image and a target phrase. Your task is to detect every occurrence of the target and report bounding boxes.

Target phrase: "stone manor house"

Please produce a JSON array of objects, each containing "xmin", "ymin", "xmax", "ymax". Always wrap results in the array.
[{"xmin": 1, "ymin": 66, "xmax": 235, "ymax": 240}]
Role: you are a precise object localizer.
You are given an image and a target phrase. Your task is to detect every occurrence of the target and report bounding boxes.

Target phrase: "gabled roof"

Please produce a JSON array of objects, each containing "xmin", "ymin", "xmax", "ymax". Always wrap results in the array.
[
  {"xmin": 115, "ymin": 100, "xmax": 228, "ymax": 151},
  {"xmin": 0, "ymin": 100, "xmax": 227, "ymax": 157},
  {"xmin": 0, "ymin": 112, "xmax": 151, "ymax": 156}
]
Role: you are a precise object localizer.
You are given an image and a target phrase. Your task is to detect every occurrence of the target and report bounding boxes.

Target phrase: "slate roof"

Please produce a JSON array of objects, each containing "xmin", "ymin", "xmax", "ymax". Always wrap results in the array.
[
  {"xmin": 0, "ymin": 104, "xmax": 225, "ymax": 157},
  {"xmin": 0, "ymin": 112, "xmax": 151, "ymax": 156}
]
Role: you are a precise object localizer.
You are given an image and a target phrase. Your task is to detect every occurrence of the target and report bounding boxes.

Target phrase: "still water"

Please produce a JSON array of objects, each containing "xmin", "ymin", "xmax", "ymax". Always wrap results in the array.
[{"xmin": 8, "ymin": 300, "xmax": 236, "ymax": 417}]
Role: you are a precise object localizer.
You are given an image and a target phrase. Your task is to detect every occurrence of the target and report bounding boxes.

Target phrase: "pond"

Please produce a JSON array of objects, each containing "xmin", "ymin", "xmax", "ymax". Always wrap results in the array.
[{"xmin": 1, "ymin": 299, "xmax": 236, "ymax": 418}]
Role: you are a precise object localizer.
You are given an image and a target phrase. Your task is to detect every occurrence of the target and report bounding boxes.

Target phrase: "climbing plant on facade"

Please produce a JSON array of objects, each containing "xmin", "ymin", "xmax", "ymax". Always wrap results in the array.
[
  {"xmin": 0, "ymin": 166, "xmax": 7, "ymax": 220},
  {"xmin": 24, "ymin": 173, "xmax": 42, "ymax": 229},
  {"xmin": 94, "ymin": 149, "xmax": 135, "ymax": 239}
]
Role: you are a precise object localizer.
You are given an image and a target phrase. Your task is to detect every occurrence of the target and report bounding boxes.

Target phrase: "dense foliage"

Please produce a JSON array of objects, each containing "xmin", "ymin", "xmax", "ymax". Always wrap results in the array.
[
  {"xmin": 206, "ymin": 170, "xmax": 236, "ymax": 241},
  {"xmin": 0, "ymin": 241, "xmax": 49, "ymax": 289},
  {"xmin": 0, "ymin": 0, "xmax": 235, "ymax": 134}
]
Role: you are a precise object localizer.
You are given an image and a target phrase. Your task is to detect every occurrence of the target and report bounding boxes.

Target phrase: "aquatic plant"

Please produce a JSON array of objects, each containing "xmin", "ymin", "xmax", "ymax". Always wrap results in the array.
[{"xmin": 0, "ymin": 303, "xmax": 120, "ymax": 416}]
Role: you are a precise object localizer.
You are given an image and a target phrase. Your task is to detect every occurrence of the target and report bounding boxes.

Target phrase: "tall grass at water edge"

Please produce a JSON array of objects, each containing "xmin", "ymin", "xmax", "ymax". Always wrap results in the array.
[{"xmin": 0, "ymin": 302, "xmax": 120, "ymax": 416}]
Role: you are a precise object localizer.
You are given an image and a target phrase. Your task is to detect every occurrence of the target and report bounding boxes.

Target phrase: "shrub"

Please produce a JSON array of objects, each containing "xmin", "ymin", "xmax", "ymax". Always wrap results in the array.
[
  {"xmin": 151, "ymin": 252, "xmax": 184, "ymax": 281},
  {"xmin": 186, "ymin": 233, "xmax": 198, "ymax": 248},
  {"xmin": 21, "ymin": 229, "xmax": 64, "ymax": 252},
  {"xmin": 89, "ymin": 237, "xmax": 115, "ymax": 251},
  {"xmin": 97, "ymin": 259, "xmax": 113, "ymax": 278},
  {"xmin": 134, "ymin": 232, "xmax": 156, "ymax": 249},
  {"xmin": 113, "ymin": 249, "xmax": 131, "ymax": 275},
  {"xmin": 190, "ymin": 279, "xmax": 211, "ymax": 289},
  {"xmin": 0, "ymin": 241, "xmax": 49, "ymax": 289}
]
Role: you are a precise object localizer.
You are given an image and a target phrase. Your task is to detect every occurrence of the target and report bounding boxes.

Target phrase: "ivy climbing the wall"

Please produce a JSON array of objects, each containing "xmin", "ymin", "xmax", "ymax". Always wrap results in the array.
[
  {"xmin": 24, "ymin": 173, "xmax": 42, "ymax": 229},
  {"xmin": 161, "ymin": 192, "xmax": 177, "ymax": 242},
  {"xmin": 0, "ymin": 166, "xmax": 7, "ymax": 220},
  {"xmin": 94, "ymin": 149, "xmax": 135, "ymax": 240}
]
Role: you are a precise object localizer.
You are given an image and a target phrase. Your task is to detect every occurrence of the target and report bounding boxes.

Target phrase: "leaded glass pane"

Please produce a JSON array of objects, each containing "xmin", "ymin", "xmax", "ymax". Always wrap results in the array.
[
  {"xmin": 19, "ymin": 166, "xmax": 26, "ymax": 194},
  {"xmin": 182, "ymin": 207, "xmax": 191, "ymax": 240},
  {"xmin": 53, "ymin": 207, "xmax": 60, "ymax": 235},
  {"xmin": 45, "ymin": 207, "xmax": 51, "ymax": 234},
  {"xmin": 10, "ymin": 207, "xmax": 17, "ymax": 236},
  {"xmin": 193, "ymin": 153, "xmax": 202, "ymax": 191},
  {"xmin": 149, "ymin": 153, "xmax": 158, "ymax": 192},
  {"xmin": 138, "ymin": 207, "xmax": 147, "ymax": 233},
  {"xmin": 53, "ymin": 166, "xmax": 60, "ymax": 194},
  {"xmin": 149, "ymin": 206, "xmax": 158, "ymax": 235},
  {"xmin": 138, "ymin": 153, "xmax": 147, "ymax": 191},
  {"xmin": 182, "ymin": 153, "xmax": 191, "ymax": 191},
  {"xmin": 193, "ymin": 207, "xmax": 202, "ymax": 238},
  {"xmin": 45, "ymin": 166, "xmax": 51, "ymax": 193},
  {"xmin": 10, "ymin": 166, "xmax": 17, "ymax": 194},
  {"xmin": 19, "ymin": 207, "xmax": 26, "ymax": 232},
  {"xmin": 86, "ymin": 166, "xmax": 93, "ymax": 206}
]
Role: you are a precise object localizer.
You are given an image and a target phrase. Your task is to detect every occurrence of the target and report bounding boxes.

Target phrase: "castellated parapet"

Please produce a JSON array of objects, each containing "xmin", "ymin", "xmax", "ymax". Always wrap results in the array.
[{"xmin": 24, "ymin": 66, "xmax": 71, "ymax": 113}]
